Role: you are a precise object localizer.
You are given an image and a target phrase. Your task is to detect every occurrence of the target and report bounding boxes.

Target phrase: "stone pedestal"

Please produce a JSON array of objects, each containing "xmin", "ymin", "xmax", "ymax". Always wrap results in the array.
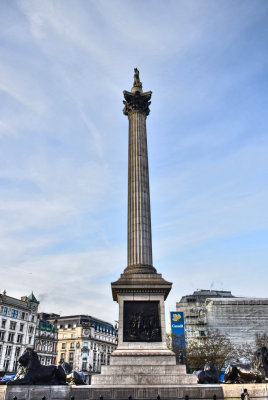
[{"xmin": 91, "ymin": 271, "xmax": 194, "ymax": 388}]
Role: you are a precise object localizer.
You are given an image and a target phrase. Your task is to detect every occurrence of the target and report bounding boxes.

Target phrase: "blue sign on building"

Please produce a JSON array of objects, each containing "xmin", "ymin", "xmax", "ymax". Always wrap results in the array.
[{"xmin": 170, "ymin": 312, "xmax": 185, "ymax": 347}]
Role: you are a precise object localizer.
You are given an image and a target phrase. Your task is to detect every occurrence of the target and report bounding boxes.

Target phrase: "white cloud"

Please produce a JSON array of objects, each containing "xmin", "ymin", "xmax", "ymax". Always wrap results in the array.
[{"xmin": 0, "ymin": 0, "xmax": 267, "ymax": 324}]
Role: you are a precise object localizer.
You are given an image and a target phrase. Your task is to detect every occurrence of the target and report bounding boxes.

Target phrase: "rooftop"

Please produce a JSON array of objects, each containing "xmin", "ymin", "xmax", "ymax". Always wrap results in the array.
[{"xmin": 179, "ymin": 289, "xmax": 235, "ymax": 303}]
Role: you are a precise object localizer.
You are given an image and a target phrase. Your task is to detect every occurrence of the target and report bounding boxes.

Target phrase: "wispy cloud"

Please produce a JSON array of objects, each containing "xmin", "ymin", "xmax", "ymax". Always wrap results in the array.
[{"xmin": 0, "ymin": 0, "xmax": 267, "ymax": 322}]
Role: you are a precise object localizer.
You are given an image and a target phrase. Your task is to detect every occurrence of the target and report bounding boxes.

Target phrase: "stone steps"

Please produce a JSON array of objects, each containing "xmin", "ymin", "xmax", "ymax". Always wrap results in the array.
[
  {"xmin": 101, "ymin": 364, "xmax": 187, "ymax": 375},
  {"xmin": 110, "ymin": 354, "xmax": 177, "ymax": 366},
  {"xmin": 91, "ymin": 373, "xmax": 197, "ymax": 385},
  {"xmin": 91, "ymin": 350, "xmax": 198, "ymax": 387}
]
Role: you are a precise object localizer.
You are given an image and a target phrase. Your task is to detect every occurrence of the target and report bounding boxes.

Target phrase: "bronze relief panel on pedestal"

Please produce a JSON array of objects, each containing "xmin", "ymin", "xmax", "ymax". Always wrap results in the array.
[{"xmin": 123, "ymin": 301, "xmax": 162, "ymax": 342}]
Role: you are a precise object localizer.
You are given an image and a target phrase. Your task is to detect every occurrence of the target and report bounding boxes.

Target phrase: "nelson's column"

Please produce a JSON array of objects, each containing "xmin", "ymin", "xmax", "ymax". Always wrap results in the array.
[{"xmin": 91, "ymin": 69, "xmax": 197, "ymax": 390}]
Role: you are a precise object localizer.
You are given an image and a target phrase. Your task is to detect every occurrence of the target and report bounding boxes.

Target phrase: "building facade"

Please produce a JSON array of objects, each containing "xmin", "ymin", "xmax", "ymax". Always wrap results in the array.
[
  {"xmin": 47, "ymin": 315, "xmax": 118, "ymax": 383},
  {"xmin": 0, "ymin": 291, "xmax": 39, "ymax": 375},
  {"xmin": 34, "ymin": 313, "xmax": 58, "ymax": 366},
  {"xmin": 176, "ymin": 289, "xmax": 268, "ymax": 347}
]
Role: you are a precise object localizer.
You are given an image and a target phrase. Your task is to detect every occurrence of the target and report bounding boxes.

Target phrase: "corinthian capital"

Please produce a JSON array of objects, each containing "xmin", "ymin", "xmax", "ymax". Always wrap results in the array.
[{"xmin": 123, "ymin": 90, "xmax": 152, "ymax": 116}]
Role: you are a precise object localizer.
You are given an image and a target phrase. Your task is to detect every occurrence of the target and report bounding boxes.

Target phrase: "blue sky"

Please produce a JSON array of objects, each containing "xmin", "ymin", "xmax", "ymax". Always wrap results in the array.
[{"xmin": 0, "ymin": 0, "xmax": 268, "ymax": 324}]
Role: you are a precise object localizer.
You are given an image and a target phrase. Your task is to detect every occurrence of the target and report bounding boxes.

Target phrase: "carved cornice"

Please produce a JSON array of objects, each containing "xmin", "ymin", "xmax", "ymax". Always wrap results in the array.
[
  {"xmin": 123, "ymin": 90, "xmax": 152, "ymax": 116},
  {"xmin": 111, "ymin": 272, "xmax": 172, "ymax": 302}
]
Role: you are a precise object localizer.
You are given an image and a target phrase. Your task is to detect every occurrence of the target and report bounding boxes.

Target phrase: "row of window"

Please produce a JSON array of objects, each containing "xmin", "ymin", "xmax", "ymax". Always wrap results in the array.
[
  {"xmin": 36, "ymin": 343, "xmax": 54, "ymax": 352},
  {"xmin": 1, "ymin": 308, "xmax": 29, "ymax": 320},
  {"xmin": 61, "ymin": 341, "xmax": 115, "ymax": 352},
  {"xmin": 59, "ymin": 351, "xmax": 110, "ymax": 366},
  {"xmin": 1, "ymin": 319, "xmax": 34, "ymax": 333},
  {"xmin": 95, "ymin": 333, "xmax": 117, "ymax": 343},
  {"xmin": 0, "ymin": 345, "xmax": 22, "ymax": 358},
  {"xmin": 57, "ymin": 323, "xmax": 116, "ymax": 336},
  {"xmin": 93, "ymin": 325, "xmax": 116, "ymax": 335},
  {"xmin": 2, "ymin": 359, "xmax": 19, "ymax": 372},
  {"xmin": 0, "ymin": 331, "xmax": 33, "ymax": 344},
  {"xmin": 36, "ymin": 330, "xmax": 56, "ymax": 339},
  {"xmin": 40, "ymin": 357, "xmax": 52, "ymax": 365}
]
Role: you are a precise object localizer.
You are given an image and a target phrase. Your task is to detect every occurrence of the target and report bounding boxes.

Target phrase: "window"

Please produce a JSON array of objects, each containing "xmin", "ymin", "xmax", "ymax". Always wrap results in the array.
[
  {"xmin": 0, "ymin": 344, "xmax": 2, "ymax": 354},
  {"xmin": 1, "ymin": 319, "xmax": 6, "ymax": 328},
  {"xmin": 60, "ymin": 353, "xmax": 65, "ymax": 361},
  {"xmin": 3, "ymin": 359, "xmax": 10, "ymax": 371},
  {"xmin": 20, "ymin": 323, "xmax": 24, "ymax": 332},
  {"xmin": 82, "ymin": 361, "xmax": 87, "ymax": 371},
  {"xmin": 29, "ymin": 326, "xmax": 34, "ymax": 334},
  {"xmin": 13, "ymin": 359, "xmax": 19, "ymax": 371},
  {"xmin": 3, "ymin": 307, "xmax": 7, "ymax": 316},
  {"xmin": 82, "ymin": 341, "xmax": 88, "ymax": 348},
  {"xmin": 0, "ymin": 331, "xmax": 5, "ymax": 340},
  {"xmin": 15, "ymin": 347, "xmax": 20, "ymax": 357},
  {"xmin": 10, "ymin": 321, "xmax": 16, "ymax": 330},
  {"xmin": 29, "ymin": 336, "xmax": 32, "ymax": 344},
  {"xmin": 11, "ymin": 309, "xmax": 18, "ymax": 318},
  {"xmin": 8, "ymin": 333, "xmax": 15, "ymax": 342},
  {"xmin": 31, "ymin": 316, "xmax": 34, "ymax": 322},
  {"xmin": 21, "ymin": 312, "xmax": 25, "ymax": 320},
  {"xmin": 17, "ymin": 334, "xmax": 23, "ymax": 343},
  {"xmin": 82, "ymin": 352, "xmax": 87, "ymax": 360},
  {"xmin": 62, "ymin": 343, "xmax": 66, "ymax": 349},
  {"xmin": 199, "ymin": 331, "xmax": 206, "ymax": 337},
  {"xmin": 70, "ymin": 342, "xmax": 74, "ymax": 349},
  {"xmin": 69, "ymin": 352, "xmax": 74, "ymax": 361},
  {"xmin": 5, "ymin": 345, "xmax": 12, "ymax": 356}
]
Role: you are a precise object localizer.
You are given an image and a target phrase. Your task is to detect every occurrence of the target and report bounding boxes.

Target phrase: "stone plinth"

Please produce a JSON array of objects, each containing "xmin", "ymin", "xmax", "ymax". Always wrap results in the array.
[
  {"xmin": 0, "ymin": 385, "xmax": 71, "ymax": 400},
  {"xmin": 1, "ymin": 384, "xmax": 268, "ymax": 400},
  {"xmin": 0, "ymin": 384, "xmax": 221, "ymax": 400}
]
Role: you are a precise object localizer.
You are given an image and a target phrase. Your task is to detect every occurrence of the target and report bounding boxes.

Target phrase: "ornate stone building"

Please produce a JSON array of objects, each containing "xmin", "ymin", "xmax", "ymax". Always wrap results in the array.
[
  {"xmin": 176, "ymin": 289, "xmax": 268, "ymax": 347},
  {"xmin": 47, "ymin": 315, "xmax": 118, "ymax": 384},
  {"xmin": 34, "ymin": 313, "xmax": 58, "ymax": 366},
  {"xmin": 0, "ymin": 291, "xmax": 39, "ymax": 375}
]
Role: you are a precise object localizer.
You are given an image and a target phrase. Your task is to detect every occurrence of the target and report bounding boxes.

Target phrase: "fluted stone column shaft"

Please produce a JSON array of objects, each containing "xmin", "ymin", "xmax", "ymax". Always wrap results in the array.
[{"xmin": 128, "ymin": 111, "xmax": 152, "ymax": 268}]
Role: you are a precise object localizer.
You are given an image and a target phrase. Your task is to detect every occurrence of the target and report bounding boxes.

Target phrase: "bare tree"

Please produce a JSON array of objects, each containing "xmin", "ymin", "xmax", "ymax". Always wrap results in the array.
[
  {"xmin": 185, "ymin": 329, "xmax": 238, "ymax": 373},
  {"xmin": 237, "ymin": 332, "xmax": 268, "ymax": 363},
  {"xmin": 255, "ymin": 332, "xmax": 268, "ymax": 348}
]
